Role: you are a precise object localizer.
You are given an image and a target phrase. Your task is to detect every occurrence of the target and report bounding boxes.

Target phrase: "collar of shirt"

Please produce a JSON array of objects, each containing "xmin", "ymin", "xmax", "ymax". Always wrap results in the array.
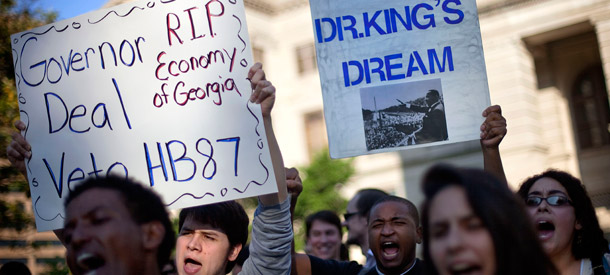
[{"xmin": 375, "ymin": 259, "xmax": 417, "ymax": 275}]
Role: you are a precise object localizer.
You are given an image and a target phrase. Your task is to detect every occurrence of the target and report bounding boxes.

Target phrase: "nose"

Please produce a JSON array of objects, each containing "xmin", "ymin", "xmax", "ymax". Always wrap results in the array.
[
  {"xmin": 187, "ymin": 234, "xmax": 201, "ymax": 251},
  {"xmin": 380, "ymin": 223, "xmax": 394, "ymax": 236},
  {"xmin": 536, "ymin": 199, "xmax": 551, "ymax": 213},
  {"xmin": 447, "ymin": 228, "xmax": 464, "ymax": 252},
  {"xmin": 70, "ymin": 223, "xmax": 91, "ymax": 249}
]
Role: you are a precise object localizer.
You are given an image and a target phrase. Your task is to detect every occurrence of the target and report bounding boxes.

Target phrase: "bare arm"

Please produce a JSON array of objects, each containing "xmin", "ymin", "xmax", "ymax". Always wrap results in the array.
[
  {"xmin": 6, "ymin": 120, "xmax": 31, "ymax": 178},
  {"xmin": 480, "ymin": 105, "xmax": 507, "ymax": 185}
]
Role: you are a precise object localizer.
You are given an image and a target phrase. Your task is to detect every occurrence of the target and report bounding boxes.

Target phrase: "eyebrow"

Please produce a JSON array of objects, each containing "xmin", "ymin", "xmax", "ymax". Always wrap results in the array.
[
  {"xmin": 372, "ymin": 216, "xmax": 408, "ymax": 223},
  {"xmin": 528, "ymin": 190, "xmax": 568, "ymax": 196},
  {"xmin": 180, "ymin": 226, "xmax": 221, "ymax": 236},
  {"xmin": 64, "ymin": 206, "xmax": 106, "ymax": 227}
]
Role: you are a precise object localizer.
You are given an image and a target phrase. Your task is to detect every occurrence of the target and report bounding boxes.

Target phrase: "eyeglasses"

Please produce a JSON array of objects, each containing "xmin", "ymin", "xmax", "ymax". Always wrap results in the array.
[
  {"xmin": 525, "ymin": 195, "xmax": 573, "ymax": 207},
  {"xmin": 344, "ymin": 212, "xmax": 358, "ymax": 221}
]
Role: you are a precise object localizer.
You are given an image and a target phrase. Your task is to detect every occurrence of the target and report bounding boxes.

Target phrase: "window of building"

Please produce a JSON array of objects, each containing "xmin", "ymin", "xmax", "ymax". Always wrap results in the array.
[
  {"xmin": 571, "ymin": 64, "xmax": 610, "ymax": 149},
  {"xmin": 304, "ymin": 110, "xmax": 328, "ymax": 157},
  {"xmin": 0, "ymin": 240, "xmax": 27, "ymax": 247},
  {"xmin": 35, "ymin": 257, "xmax": 65, "ymax": 265},
  {"xmin": 0, "ymin": 258, "xmax": 28, "ymax": 265},
  {"xmin": 32, "ymin": 240, "xmax": 63, "ymax": 248},
  {"xmin": 295, "ymin": 43, "xmax": 317, "ymax": 75}
]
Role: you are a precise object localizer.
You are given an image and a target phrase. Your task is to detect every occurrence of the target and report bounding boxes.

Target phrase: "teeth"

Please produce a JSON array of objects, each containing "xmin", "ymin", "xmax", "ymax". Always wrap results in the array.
[
  {"xmin": 452, "ymin": 263, "xmax": 469, "ymax": 271},
  {"xmin": 77, "ymin": 253, "xmax": 95, "ymax": 265}
]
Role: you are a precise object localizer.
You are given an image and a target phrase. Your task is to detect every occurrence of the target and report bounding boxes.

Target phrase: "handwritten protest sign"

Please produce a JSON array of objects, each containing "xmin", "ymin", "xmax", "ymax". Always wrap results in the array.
[
  {"xmin": 309, "ymin": 0, "xmax": 491, "ymax": 158},
  {"xmin": 11, "ymin": 0, "xmax": 277, "ymax": 231}
]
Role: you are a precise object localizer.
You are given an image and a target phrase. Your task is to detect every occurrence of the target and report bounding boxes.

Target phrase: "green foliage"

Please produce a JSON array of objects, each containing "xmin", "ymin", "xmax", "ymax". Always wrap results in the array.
[
  {"xmin": 0, "ymin": 0, "xmax": 57, "ymax": 231},
  {"xmin": 293, "ymin": 148, "xmax": 354, "ymax": 251},
  {"xmin": 43, "ymin": 257, "xmax": 70, "ymax": 275}
]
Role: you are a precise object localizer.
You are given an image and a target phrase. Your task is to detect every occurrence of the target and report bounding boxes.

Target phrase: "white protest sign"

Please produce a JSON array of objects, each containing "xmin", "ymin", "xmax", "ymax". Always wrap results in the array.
[
  {"xmin": 11, "ymin": 0, "xmax": 277, "ymax": 231},
  {"xmin": 309, "ymin": 0, "xmax": 491, "ymax": 158}
]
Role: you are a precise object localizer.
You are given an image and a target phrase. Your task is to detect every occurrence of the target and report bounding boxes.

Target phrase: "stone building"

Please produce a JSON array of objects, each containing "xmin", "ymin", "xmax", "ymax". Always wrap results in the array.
[{"xmin": 2, "ymin": 0, "xmax": 609, "ymax": 272}]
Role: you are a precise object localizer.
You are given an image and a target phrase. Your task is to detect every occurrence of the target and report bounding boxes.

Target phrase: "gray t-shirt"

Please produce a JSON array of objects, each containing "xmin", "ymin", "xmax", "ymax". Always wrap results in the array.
[{"xmin": 240, "ymin": 198, "xmax": 293, "ymax": 275}]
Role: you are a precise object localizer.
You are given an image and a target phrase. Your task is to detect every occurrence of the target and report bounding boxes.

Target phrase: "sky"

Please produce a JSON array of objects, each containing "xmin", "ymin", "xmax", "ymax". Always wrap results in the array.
[
  {"xmin": 360, "ymin": 78, "xmax": 442, "ymax": 111},
  {"xmin": 33, "ymin": 0, "xmax": 109, "ymax": 20}
]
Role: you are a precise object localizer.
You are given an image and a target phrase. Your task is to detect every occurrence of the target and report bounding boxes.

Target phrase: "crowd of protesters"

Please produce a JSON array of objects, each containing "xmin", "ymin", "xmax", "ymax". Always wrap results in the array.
[{"xmin": 5, "ymin": 62, "xmax": 609, "ymax": 275}]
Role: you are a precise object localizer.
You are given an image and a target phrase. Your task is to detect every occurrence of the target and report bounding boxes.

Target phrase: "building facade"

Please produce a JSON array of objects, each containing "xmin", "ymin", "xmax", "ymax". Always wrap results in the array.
[
  {"xmin": 239, "ymin": 0, "xmax": 610, "ymax": 232},
  {"xmin": 2, "ymin": 0, "xmax": 610, "ymax": 272}
]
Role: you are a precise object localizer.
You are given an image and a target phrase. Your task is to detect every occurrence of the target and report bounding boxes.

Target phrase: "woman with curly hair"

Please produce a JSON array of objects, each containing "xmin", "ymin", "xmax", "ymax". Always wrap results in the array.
[{"xmin": 518, "ymin": 170, "xmax": 610, "ymax": 275}]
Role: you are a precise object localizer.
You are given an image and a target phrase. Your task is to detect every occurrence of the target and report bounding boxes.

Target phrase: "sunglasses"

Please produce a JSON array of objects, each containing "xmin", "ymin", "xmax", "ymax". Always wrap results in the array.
[
  {"xmin": 525, "ymin": 195, "xmax": 573, "ymax": 207},
  {"xmin": 343, "ymin": 212, "xmax": 358, "ymax": 221}
]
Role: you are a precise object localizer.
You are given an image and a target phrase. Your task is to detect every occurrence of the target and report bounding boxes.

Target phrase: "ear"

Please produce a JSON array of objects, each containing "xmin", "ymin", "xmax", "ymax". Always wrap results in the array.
[
  {"xmin": 575, "ymin": 220, "xmax": 583, "ymax": 230},
  {"xmin": 141, "ymin": 221, "xmax": 165, "ymax": 251},
  {"xmin": 227, "ymin": 243, "xmax": 243, "ymax": 262},
  {"xmin": 415, "ymin": 225, "xmax": 423, "ymax": 244}
]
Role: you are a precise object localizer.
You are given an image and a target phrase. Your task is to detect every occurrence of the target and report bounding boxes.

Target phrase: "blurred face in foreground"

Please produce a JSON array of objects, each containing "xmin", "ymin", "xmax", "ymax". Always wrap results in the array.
[
  {"xmin": 175, "ymin": 215, "xmax": 241, "ymax": 275},
  {"xmin": 64, "ymin": 188, "xmax": 157, "ymax": 275},
  {"xmin": 428, "ymin": 186, "xmax": 495, "ymax": 275},
  {"xmin": 525, "ymin": 177, "xmax": 580, "ymax": 258},
  {"xmin": 307, "ymin": 219, "xmax": 342, "ymax": 260},
  {"xmin": 368, "ymin": 201, "xmax": 421, "ymax": 274}
]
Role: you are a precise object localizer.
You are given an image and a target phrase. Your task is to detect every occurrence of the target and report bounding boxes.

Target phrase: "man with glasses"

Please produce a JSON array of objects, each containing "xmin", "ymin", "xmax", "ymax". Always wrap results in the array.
[{"xmin": 342, "ymin": 189, "xmax": 388, "ymax": 269}]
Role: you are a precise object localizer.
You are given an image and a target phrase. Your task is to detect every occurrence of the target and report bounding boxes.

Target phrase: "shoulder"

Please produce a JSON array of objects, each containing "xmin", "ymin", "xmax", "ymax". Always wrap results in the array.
[
  {"xmin": 309, "ymin": 255, "xmax": 362, "ymax": 275},
  {"xmin": 431, "ymin": 102, "xmax": 444, "ymax": 112},
  {"xmin": 408, "ymin": 259, "xmax": 424, "ymax": 275}
]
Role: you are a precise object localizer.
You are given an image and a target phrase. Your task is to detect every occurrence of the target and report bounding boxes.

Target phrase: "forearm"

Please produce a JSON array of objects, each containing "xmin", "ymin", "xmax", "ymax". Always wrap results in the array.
[
  {"xmin": 482, "ymin": 147, "xmax": 507, "ymax": 185},
  {"xmin": 259, "ymin": 116, "xmax": 288, "ymax": 206}
]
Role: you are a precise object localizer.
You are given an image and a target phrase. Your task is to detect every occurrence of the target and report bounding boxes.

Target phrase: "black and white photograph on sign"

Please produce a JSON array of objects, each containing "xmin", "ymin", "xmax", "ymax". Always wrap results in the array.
[{"xmin": 360, "ymin": 79, "xmax": 448, "ymax": 151}]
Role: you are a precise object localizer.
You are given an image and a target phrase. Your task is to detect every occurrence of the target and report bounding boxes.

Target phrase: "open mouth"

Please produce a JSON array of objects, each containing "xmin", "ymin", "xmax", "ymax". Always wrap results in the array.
[
  {"xmin": 183, "ymin": 258, "xmax": 202, "ymax": 274},
  {"xmin": 381, "ymin": 242, "xmax": 400, "ymax": 259},
  {"xmin": 449, "ymin": 263, "xmax": 483, "ymax": 275},
  {"xmin": 77, "ymin": 253, "xmax": 105, "ymax": 274},
  {"xmin": 537, "ymin": 220, "xmax": 555, "ymax": 240}
]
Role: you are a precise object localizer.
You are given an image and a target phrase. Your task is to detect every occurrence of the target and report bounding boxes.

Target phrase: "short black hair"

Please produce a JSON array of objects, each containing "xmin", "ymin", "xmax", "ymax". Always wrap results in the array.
[
  {"xmin": 354, "ymin": 189, "xmax": 388, "ymax": 218},
  {"xmin": 421, "ymin": 164, "xmax": 556, "ymax": 275},
  {"xmin": 65, "ymin": 176, "xmax": 175, "ymax": 271},
  {"xmin": 0, "ymin": 261, "xmax": 31, "ymax": 275},
  {"xmin": 305, "ymin": 210, "xmax": 342, "ymax": 240},
  {"xmin": 178, "ymin": 200, "xmax": 249, "ymax": 274},
  {"xmin": 368, "ymin": 196, "xmax": 419, "ymax": 226},
  {"xmin": 427, "ymin": 89, "xmax": 440, "ymax": 98},
  {"xmin": 518, "ymin": 170, "xmax": 610, "ymax": 260}
]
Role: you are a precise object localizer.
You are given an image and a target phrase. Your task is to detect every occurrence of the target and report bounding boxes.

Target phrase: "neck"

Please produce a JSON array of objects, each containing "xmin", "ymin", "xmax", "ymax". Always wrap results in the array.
[
  {"xmin": 551, "ymin": 252, "xmax": 580, "ymax": 275},
  {"xmin": 378, "ymin": 258, "xmax": 416, "ymax": 275},
  {"xmin": 360, "ymin": 238, "xmax": 369, "ymax": 256},
  {"xmin": 140, "ymin": 255, "xmax": 162, "ymax": 275}
]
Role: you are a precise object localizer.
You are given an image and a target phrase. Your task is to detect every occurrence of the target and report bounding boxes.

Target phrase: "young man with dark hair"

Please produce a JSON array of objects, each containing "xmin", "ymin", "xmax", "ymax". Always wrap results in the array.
[
  {"xmin": 62, "ymin": 175, "xmax": 175, "ymax": 275},
  {"xmin": 293, "ymin": 195, "xmax": 422, "ymax": 275},
  {"xmin": 343, "ymin": 189, "xmax": 389, "ymax": 268},
  {"xmin": 172, "ymin": 62, "xmax": 293, "ymax": 275},
  {"xmin": 365, "ymin": 196, "xmax": 423, "ymax": 275},
  {"xmin": 177, "ymin": 201, "xmax": 249, "ymax": 275}
]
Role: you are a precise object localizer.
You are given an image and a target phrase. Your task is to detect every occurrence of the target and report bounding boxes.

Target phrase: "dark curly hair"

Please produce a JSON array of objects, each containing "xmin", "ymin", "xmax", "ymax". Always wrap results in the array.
[
  {"xmin": 518, "ymin": 170, "xmax": 609, "ymax": 265},
  {"xmin": 65, "ymin": 176, "xmax": 175, "ymax": 271},
  {"xmin": 421, "ymin": 164, "xmax": 556, "ymax": 275}
]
